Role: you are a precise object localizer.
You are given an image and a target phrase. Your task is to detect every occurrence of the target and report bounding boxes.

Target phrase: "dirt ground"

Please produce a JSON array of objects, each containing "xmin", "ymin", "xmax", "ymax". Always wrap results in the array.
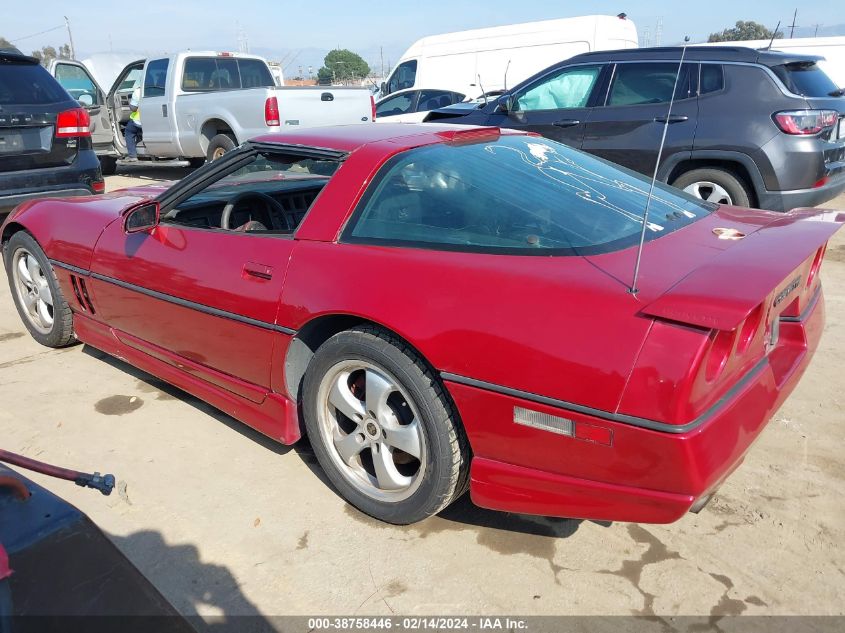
[{"xmin": 1, "ymin": 167, "xmax": 843, "ymax": 620}]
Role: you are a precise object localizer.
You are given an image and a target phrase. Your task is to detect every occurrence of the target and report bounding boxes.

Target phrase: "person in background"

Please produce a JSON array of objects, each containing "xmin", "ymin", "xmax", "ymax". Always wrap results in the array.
[{"xmin": 124, "ymin": 84, "xmax": 142, "ymax": 162}]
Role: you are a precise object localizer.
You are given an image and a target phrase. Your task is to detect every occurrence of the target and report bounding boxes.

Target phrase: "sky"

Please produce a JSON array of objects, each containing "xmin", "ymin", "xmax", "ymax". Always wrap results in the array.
[{"xmin": 2, "ymin": 0, "xmax": 842, "ymax": 76}]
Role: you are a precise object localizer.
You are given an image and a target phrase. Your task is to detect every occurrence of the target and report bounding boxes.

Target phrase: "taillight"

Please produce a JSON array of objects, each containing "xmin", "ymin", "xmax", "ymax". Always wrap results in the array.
[
  {"xmin": 773, "ymin": 109, "xmax": 837, "ymax": 135},
  {"xmin": 370, "ymin": 95, "xmax": 376, "ymax": 122},
  {"xmin": 806, "ymin": 243, "xmax": 827, "ymax": 288},
  {"xmin": 737, "ymin": 303, "xmax": 764, "ymax": 354},
  {"xmin": 265, "ymin": 96, "xmax": 280, "ymax": 127},
  {"xmin": 91, "ymin": 180, "xmax": 105, "ymax": 193},
  {"xmin": 55, "ymin": 108, "xmax": 91, "ymax": 137},
  {"xmin": 704, "ymin": 329, "xmax": 736, "ymax": 382}
]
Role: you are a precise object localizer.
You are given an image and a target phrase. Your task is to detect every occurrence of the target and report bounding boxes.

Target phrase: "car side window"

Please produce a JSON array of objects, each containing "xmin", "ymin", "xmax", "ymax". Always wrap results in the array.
[
  {"xmin": 607, "ymin": 62, "xmax": 696, "ymax": 106},
  {"xmin": 514, "ymin": 65, "xmax": 602, "ymax": 112},
  {"xmin": 54, "ymin": 63, "xmax": 100, "ymax": 105},
  {"xmin": 144, "ymin": 58, "xmax": 169, "ymax": 98},
  {"xmin": 387, "ymin": 60, "xmax": 417, "ymax": 94},
  {"xmin": 417, "ymin": 90, "xmax": 458, "ymax": 112},
  {"xmin": 700, "ymin": 64, "xmax": 724, "ymax": 94},
  {"xmin": 376, "ymin": 93, "xmax": 415, "ymax": 117}
]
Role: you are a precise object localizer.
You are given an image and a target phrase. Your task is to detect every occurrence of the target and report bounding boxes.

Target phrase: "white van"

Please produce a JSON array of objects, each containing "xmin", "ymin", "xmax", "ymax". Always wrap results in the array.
[
  {"xmin": 697, "ymin": 36, "xmax": 845, "ymax": 87},
  {"xmin": 381, "ymin": 14, "xmax": 638, "ymax": 99}
]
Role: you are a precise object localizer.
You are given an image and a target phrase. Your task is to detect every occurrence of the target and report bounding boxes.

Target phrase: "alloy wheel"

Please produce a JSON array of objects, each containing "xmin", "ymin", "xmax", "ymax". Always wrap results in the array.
[
  {"xmin": 11, "ymin": 248, "xmax": 54, "ymax": 334},
  {"xmin": 682, "ymin": 180, "xmax": 733, "ymax": 205},
  {"xmin": 315, "ymin": 360, "xmax": 427, "ymax": 502}
]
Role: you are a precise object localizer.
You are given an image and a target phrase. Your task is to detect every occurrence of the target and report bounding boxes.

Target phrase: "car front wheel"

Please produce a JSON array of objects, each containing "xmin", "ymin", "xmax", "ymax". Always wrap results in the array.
[
  {"xmin": 302, "ymin": 326, "xmax": 469, "ymax": 524},
  {"xmin": 4, "ymin": 231, "xmax": 75, "ymax": 348}
]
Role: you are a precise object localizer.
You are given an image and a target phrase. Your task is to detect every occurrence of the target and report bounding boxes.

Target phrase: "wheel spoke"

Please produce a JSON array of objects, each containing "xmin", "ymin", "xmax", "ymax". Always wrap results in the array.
[
  {"xmin": 22, "ymin": 291, "xmax": 37, "ymax": 314},
  {"xmin": 26, "ymin": 255, "xmax": 41, "ymax": 287},
  {"xmin": 365, "ymin": 370, "xmax": 394, "ymax": 421},
  {"xmin": 371, "ymin": 443, "xmax": 411, "ymax": 490},
  {"xmin": 328, "ymin": 372, "xmax": 366, "ymax": 422},
  {"xmin": 333, "ymin": 429, "xmax": 365, "ymax": 464},
  {"xmin": 383, "ymin": 419, "xmax": 422, "ymax": 458},
  {"xmin": 17, "ymin": 257, "xmax": 33, "ymax": 287},
  {"xmin": 37, "ymin": 299, "xmax": 53, "ymax": 327}
]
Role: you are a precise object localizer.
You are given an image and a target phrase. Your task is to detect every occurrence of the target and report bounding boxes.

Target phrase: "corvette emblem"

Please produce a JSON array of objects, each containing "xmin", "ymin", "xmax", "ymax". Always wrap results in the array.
[{"xmin": 712, "ymin": 227, "xmax": 746, "ymax": 240}]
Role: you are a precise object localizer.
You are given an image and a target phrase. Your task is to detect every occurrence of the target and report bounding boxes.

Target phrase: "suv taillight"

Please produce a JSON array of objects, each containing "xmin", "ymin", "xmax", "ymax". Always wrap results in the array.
[
  {"xmin": 55, "ymin": 108, "xmax": 91, "ymax": 137},
  {"xmin": 371, "ymin": 95, "xmax": 376, "ymax": 121},
  {"xmin": 265, "ymin": 96, "xmax": 280, "ymax": 127},
  {"xmin": 773, "ymin": 109, "xmax": 838, "ymax": 135}
]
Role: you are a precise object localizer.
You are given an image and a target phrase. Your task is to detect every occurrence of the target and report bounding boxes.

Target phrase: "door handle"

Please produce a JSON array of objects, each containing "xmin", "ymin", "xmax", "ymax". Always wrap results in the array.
[
  {"xmin": 553, "ymin": 119, "xmax": 581, "ymax": 128},
  {"xmin": 161, "ymin": 104, "xmax": 168, "ymax": 117},
  {"xmin": 654, "ymin": 114, "xmax": 689, "ymax": 124},
  {"xmin": 243, "ymin": 262, "xmax": 273, "ymax": 280}
]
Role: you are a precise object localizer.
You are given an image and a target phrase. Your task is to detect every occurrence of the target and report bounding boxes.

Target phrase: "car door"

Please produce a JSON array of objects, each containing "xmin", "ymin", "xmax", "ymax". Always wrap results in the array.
[
  {"xmin": 139, "ymin": 57, "xmax": 176, "ymax": 156},
  {"xmin": 86, "ymin": 147, "xmax": 343, "ymax": 398},
  {"xmin": 50, "ymin": 60, "xmax": 114, "ymax": 150},
  {"xmin": 483, "ymin": 63, "xmax": 606, "ymax": 148},
  {"xmin": 581, "ymin": 62, "xmax": 698, "ymax": 176}
]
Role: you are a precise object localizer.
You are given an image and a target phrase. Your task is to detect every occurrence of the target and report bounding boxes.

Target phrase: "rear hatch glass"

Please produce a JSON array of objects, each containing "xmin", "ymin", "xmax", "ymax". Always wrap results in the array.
[{"xmin": 0, "ymin": 57, "xmax": 78, "ymax": 171}]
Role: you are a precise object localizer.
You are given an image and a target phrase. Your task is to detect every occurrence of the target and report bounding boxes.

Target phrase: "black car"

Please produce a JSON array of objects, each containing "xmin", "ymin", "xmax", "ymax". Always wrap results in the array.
[
  {"xmin": 426, "ymin": 46, "xmax": 845, "ymax": 211},
  {"xmin": 1, "ymin": 50, "xmax": 103, "ymax": 217}
]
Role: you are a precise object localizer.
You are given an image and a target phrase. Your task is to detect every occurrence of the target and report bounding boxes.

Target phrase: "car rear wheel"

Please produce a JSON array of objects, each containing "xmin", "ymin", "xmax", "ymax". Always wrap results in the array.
[
  {"xmin": 302, "ymin": 326, "xmax": 469, "ymax": 524},
  {"xmin": 4, "ymin": 232, "xmax": 75, "ymax": 348},
  {"xmin": 206, "ymin": 134, "xmax": 236, "ymax": 162},
  {"xmin": 672, "ymin": 168, "xmax": 751, "ymax": 207}
]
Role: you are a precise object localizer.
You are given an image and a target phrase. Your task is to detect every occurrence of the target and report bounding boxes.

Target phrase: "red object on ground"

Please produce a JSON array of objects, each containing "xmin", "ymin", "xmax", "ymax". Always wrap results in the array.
[{"xmin": 1, "ymin": 123, "xmax": 841, "ymax": 522}]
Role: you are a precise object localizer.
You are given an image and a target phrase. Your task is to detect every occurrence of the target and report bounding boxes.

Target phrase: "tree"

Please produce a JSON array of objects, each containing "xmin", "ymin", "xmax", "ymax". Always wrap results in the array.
[
  {"xmin": 708, "ymin": 20, "xmax": 783, "ymax": 42},
  {"xmin": 317, "ymin": 49, "xmax": 370, "ymax": 84},
  {"xmin": 0, "ymin": 36, "xmax": 14, "ymax": 48},
  {"xmin": 29, "ymin": 44, "xmax": 71, "ymax": 66}
]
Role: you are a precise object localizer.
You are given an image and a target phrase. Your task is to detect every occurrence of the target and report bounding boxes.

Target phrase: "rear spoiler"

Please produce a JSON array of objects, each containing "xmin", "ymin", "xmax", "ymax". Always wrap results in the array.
[{"xmin": 641, "ymin": 209, "xmax": 845, "ymax": 331}]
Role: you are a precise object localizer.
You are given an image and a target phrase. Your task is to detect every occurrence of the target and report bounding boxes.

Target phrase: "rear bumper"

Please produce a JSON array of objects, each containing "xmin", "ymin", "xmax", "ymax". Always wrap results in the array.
[
  {"xmin": 0, "ymin": 151, "xmax": 103, "ymax": 214},
  {"xmin": 758, "ymin": 171, "xmax": 845, "ymax": 212},
  {"xmin": 448, "ymin": 292, "xmax": 825, "ymax": 523}
]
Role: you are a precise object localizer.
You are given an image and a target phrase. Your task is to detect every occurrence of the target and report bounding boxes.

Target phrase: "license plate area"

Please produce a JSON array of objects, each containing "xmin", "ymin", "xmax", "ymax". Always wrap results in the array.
[{"xmin": 0, "ymin": 126, "xmax": 53, "ymax": 155}]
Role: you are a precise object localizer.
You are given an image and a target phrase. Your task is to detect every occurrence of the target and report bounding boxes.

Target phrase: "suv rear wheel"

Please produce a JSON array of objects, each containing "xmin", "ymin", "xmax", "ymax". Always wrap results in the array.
[{"xmin": 672, "ymin": 168, "xmax": 751, "ymax": 207}]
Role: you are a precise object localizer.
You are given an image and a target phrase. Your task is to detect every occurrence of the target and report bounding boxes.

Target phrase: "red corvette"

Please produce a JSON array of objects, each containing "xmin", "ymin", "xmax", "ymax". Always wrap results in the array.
[{"xmin": 2, "ymin": 124, "xmax": 841, "ymax": 525}]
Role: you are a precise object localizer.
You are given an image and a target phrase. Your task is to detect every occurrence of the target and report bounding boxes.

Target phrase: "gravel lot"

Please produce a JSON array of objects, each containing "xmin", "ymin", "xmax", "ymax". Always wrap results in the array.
[{"xmin": 1, "ymin": 167, "xmax": 843, "ymax": 620}]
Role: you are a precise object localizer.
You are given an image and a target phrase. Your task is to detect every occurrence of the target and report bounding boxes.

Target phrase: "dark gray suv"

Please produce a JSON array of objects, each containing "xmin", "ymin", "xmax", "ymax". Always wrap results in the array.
[{"xmin": 426, "ymin": 46, "xmax": 845, "ymax": 211}]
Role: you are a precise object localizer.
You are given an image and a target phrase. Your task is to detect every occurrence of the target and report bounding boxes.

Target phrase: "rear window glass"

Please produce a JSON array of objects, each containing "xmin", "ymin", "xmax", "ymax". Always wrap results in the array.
[
  {"xmin": 182, "ymin": 57, "xmax": 273, "ymax": 91},
  {"xmin": 772, "ymin": 62, "xmax": 840, "ymax": 97},
  {"xmin": 0, "ymin": 62, "xmax": 70, "ymax": 105},
  {"xmin": 344, "ymin": 135, "xmax": 713, "ymax": 255},
  {"xmin": 700, "ymin": 64, "xmax": 724, "ymax": 94}
]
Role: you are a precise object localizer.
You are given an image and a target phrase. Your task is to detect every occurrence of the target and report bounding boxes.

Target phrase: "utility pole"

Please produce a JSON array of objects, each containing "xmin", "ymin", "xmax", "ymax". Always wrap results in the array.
[
  {"xmin": 789, "ymin": 9, "xmax": 798, "ymax": 39},
  {"xmin": 64, "ymin": 16, "xmax": 75, "ymax": 59},
  {"xmin": 811, "ymin": 23, "xmax": 821, "ymax": 37},
  {"xmin": 380, "ymin": 46, "xmax": 384, "ymax": 79},
  {"xmin": 655, "ymin": 17, "xmax": 663, "ymax": 47}
]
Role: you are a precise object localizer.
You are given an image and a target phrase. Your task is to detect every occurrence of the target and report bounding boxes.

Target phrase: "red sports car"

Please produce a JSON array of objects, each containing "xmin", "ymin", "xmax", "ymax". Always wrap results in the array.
[{"xmin": 2, "ymin": 124, "xmax": 841, "ymax": 525}]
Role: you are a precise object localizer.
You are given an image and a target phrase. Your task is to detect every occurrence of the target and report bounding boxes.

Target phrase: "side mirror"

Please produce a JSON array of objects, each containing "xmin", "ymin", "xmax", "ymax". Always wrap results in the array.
[
  {"xmin": 124, "ymin": 201, "xmax": 160, "ymax": 233},
  {"xmin": 494, "ymin": 95, "xmax": 512, "ymax": 114},
  {"xmin": 78, "ymin": 93, "xmax": 94, "ymax": 107}
]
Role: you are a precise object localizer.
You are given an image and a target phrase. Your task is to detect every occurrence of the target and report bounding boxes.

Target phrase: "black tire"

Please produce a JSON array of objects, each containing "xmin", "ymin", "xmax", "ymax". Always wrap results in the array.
[
  {"xmin": 99, "ymin": 156, "xmax": 117, "ymax": 176},
  {"xmin": 672, "ymin": 167, "xmax": 752, "ymax": 208},
  {"xmin": 302, "ymin": 326, "xmax": 469, "ymax": 524},
  {"xmin": 3, "ymin": 231, "xmax": 75, "ymax": 348},
  {"xmin": 206, "ymin": 134, "xmax": 236, "ymax": 162},
  {"xmin": 188, "ymin": 157, "xmax": 206, "ymax": 168}
]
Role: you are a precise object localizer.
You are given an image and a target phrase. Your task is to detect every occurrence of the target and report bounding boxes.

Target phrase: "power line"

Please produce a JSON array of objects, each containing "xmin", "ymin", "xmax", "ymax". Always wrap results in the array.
[{"xmin": 11, "ymin": 24, "xmax": 65, "ymax": 43}]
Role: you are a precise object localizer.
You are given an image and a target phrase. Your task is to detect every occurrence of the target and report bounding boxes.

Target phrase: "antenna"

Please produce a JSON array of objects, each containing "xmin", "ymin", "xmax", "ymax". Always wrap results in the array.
[
  {"xmin": 504, "ymin": 59, "xmax": 511, "ymax": 91},
  {"xmin": 766, "ymin": 21, "xmax": 781, "ymax": 50},
  {"xmin": 629, "ymin": 36, "xmax": 690, "ymax": 296},
  {"xmin": 477, "ymin": 74, "xmax": 488, "ymax": 105}
]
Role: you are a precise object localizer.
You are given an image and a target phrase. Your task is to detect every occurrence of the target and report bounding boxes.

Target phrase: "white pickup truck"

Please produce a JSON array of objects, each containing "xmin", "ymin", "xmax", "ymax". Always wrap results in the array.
[{"xmin": 49, "ymin": 51, "xmax": 375, "ymax": 174}]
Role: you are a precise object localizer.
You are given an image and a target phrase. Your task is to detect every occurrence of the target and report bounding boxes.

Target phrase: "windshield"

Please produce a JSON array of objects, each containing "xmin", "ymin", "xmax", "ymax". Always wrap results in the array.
[
  {"xmin": 204, "ymin": 152, "xmax": 338, "ymax": 193},
  {"xmin": 772, "ymin": 61, "xmax": 841, "ymax": 97},
  {"xmin": 345, "ymin": 135, "xmax": 714, "ymax": 255}
]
